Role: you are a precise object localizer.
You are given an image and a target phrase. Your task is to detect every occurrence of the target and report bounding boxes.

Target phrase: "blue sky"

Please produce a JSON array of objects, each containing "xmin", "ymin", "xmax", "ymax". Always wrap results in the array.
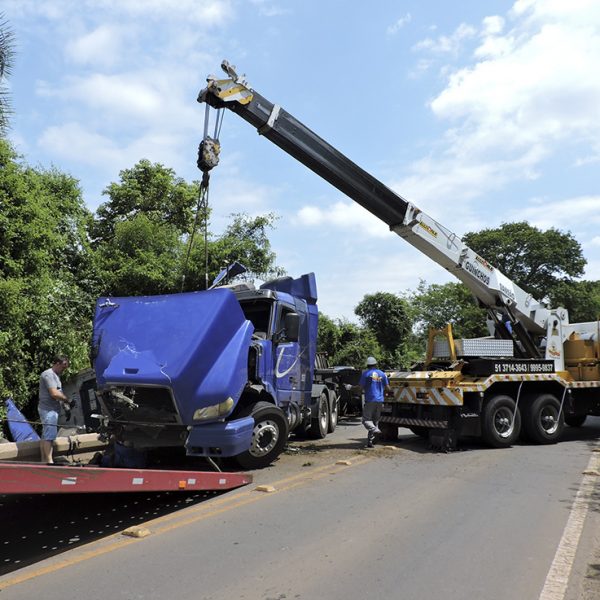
[{"xmin": 4, "ymin": 0, "xmax": 600, "ymax": 320}]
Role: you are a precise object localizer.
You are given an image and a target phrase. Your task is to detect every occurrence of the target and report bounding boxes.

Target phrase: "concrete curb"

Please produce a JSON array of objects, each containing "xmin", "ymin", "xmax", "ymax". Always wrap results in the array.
[{"xmin": 0, "ymin": 433, "xmax": 107, "ymax": 462}]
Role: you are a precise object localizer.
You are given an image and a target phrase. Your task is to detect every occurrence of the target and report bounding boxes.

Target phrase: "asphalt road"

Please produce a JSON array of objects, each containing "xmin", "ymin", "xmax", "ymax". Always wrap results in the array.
[{"xmin": 1, "ymin": 417, "xmax": 600, "ymax": 600}]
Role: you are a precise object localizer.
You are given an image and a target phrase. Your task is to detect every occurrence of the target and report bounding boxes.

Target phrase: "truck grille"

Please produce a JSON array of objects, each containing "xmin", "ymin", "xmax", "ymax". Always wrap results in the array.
[{"xmin": 101, "ymin": 386, "xmax": 181, "ymax": 424}]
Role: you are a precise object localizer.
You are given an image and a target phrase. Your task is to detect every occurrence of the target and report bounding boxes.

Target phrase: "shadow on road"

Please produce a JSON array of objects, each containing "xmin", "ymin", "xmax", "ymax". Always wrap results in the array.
[{"xmin": 0, "ymin": 487, "xmax": 224, "ymax": 576}]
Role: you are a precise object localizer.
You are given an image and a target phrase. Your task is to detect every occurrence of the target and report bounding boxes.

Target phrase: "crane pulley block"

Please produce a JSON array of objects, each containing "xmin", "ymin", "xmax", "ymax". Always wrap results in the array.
[{"xmin": 197, "ymin": 136, "xmax": 221, "ymax": 173}]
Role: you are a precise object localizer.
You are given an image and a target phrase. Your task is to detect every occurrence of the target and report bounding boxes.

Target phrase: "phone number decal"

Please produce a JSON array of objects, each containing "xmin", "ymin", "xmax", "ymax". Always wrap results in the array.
[{"xmin": 493, "ymin": 362, "xmax": 554, "ymax": 374}]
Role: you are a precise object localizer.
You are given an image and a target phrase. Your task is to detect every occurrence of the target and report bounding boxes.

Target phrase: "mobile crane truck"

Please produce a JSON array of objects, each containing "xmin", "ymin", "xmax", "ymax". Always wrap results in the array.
[{"xmin": 197, "ymin": 60, "xmax": 600, "ymax": 451}]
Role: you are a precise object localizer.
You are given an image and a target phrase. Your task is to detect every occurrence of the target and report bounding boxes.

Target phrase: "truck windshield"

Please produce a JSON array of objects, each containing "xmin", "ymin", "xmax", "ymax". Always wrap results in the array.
[{"xmin": 240, "ymin": 301, "xmax": 273, "ymax": 339}]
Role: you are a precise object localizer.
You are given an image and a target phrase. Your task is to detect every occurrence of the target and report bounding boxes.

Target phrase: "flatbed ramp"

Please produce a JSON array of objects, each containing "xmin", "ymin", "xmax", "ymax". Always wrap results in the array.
[{"xmin": 0, "ymin": 462, "xmax": 252, "ymax": 494}]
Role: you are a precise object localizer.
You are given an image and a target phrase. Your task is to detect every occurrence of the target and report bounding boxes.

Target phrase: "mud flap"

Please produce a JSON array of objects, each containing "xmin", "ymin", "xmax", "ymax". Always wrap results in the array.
[{"xmin": 428, "ymin": 428, "xmax": 458, "ymax": 452}]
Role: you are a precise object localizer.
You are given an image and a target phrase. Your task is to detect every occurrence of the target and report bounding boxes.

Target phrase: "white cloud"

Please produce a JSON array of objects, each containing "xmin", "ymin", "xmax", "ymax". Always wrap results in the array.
[
  {"xmin": 38, "ymin": 122, "xmax": 184, "ymax": 174},
  {"xmin": 295, "ymin": 201, "xmax": 391, "ymax": 238},
  {"xmin": 38, "ymin": 73, "xmax": 165, "ymax": 121},
  {"xmin": 387, "ymin": 13, "xmax": 412, "ymax": 35},
  {"xmin": 65, "ymin": 25, "xmax": 127, "ymax": 68},
  {"xmin": 482, "ymin": 15, "xmax": 505, "ymax": 36},
  {"xmin": 402, "ymin": 1, "xmax": 600, "ymax": 217},
  {"xmin": 507, "ymin": 195, "xmax": 600, "ymax": 230},
  {"xmin": 430, "ymin": 5, "xmax": 600, "ymax": 155},
  {"xmin": 5, "ymin": 0, "xmax": 234, "ymax": 25},
  {"xmin": 413, "ymin": 23, "xmax": 476, "ymax": 54}
]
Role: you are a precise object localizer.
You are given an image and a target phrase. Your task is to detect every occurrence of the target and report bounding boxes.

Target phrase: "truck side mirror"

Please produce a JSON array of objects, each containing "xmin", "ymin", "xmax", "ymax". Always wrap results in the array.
[{"xmin": 284, "ymin": 313, "xmax": 300, "ymax": 342}]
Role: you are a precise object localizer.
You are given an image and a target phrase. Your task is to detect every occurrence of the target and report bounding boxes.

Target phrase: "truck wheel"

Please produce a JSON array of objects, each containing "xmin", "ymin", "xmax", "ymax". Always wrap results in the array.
[
  {"xmin": 310, "ymin": 392, "xmax": 329, "ymax": 439},
  {"xmin": 233, "ymin": 401, "xmax": 289, "ymax": 469},
  {"xmin": 565, "ymin": 414, "xmax": 587, "ymax": 427},
  {"xmin": 481, "ymin": 395, "xmax": 521, "ymax": 448},
  {"xmin": 328, "ymin": 394, "xmax": 338, "ymax": 433},
  {"xmin": 380, "ymin": 422, "xmax": 398, "ymax": 441},
  {"xmin": 523, "ymin": 394, "xmax": 564, "ymax": 444}
]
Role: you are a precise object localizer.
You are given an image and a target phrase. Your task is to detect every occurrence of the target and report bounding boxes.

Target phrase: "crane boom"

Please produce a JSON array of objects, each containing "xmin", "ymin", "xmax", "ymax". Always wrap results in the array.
[{"xmin": 198, "ymin": 61, "xmax": 569, "ymax": 361}]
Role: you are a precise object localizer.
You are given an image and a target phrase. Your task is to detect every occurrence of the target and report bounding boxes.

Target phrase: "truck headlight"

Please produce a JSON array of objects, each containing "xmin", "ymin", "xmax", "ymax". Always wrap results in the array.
[{"xmin": 193, "ymin": 397, "xmax": 235, "ymax": 421}]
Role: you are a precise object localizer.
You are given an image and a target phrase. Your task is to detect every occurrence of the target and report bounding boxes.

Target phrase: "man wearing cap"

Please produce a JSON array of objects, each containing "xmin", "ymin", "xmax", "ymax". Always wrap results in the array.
[{"xmin": 359, "ymin": 356, "xmax": 390, "ymax": 448}]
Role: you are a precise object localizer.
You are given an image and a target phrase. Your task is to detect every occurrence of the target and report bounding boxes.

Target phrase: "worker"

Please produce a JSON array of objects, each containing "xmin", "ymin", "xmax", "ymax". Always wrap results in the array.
[
  {"xmin": 359, "ymin": 356, "xmax": 389, "ymax": 448},
  {"xmin": 38, "ymin": 355, "xmax": 70, "ymax": 464}
]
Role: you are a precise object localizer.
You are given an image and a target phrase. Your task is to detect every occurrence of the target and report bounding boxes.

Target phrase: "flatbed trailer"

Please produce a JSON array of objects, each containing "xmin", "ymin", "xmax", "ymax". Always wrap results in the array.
[{"xmin": 0, "ymin": 462, "xmax": 252, "ymax": 495}]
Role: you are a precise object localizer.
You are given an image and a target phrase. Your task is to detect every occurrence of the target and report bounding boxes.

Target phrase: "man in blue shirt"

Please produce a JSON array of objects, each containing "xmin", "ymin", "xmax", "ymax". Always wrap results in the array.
[{"xmin": 359, "ymin": 356, "xmax": 390, "ymax": 448}]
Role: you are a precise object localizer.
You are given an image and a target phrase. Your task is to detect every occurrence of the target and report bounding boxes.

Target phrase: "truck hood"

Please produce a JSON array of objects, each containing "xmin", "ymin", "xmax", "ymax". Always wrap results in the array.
[{"xmin": 92, "ymin": 289, "xmax": 254, "ymax": 421}]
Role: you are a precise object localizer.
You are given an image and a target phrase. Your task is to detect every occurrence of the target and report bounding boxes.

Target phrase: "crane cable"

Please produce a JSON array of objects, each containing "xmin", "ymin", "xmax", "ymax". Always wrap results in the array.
[{"xmin": 181, "ymin": 103, "xmax": 224, "ymax": 291}]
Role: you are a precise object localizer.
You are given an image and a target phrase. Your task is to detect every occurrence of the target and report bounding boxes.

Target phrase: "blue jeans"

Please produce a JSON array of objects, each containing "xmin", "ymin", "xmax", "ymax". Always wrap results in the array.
[{"xmin": 38, "ymin": 407, "xmax": 59, "ymax": 441}]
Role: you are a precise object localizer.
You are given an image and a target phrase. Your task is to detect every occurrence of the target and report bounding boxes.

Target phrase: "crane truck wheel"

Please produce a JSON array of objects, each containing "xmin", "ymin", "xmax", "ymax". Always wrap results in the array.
[
  {"xmin": 565, "ymin": 414, "xmax": 587, "ymax": 427},
  {"xmin": 328, "ymin": 393, "xmax": 338, "ymax": 433},
  {"xmin": 233, "ymin": 401, "xmax": 289, "ymax": 469},
  {"xmin": 522, "ymin": 394, "xmax": 564, "ymax": 444},
  {"xmin": 481, "ymin": 395, "xmax": 521, "ymax": 448},
  {"xmin": 310, "ymin": 392, "xmax": 330, "ymax": 439}
]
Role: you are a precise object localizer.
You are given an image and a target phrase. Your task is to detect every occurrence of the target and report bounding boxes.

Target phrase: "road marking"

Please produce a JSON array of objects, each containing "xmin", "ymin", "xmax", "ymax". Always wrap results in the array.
[
  {"xmin": 539, "ymin": 449, "xmax": 600, "ymax": 600},
  {"xmin": 0, "ymin": 455, "xmax": 372, "ymax": 590}
]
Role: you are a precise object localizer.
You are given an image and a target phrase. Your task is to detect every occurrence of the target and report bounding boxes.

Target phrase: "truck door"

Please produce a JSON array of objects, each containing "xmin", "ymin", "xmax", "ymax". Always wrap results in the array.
[{"xmin": 273, "ymin": 304, "xmax": 303, "ymax": 407}]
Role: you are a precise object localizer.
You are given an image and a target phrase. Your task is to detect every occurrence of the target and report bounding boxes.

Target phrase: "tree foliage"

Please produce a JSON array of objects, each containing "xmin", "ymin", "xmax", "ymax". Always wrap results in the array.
[
  {"xmin": 550, "ymin": 280, "xmax": 600, "ymax": 323},
  {"xmin": 92, "ymin": 161, "xmax": 283, "ymax": 296},
  {"xmin": 92, "ymin": 160, "xmax": 197, "ymax": 242},
  {"xmin": 463, "ymin": 222, "xmax": 585, "ymax": 300},
  {"xmin": 317, "ymin": 316, "xmax": 382, "ymax": 369},
  {"xmin": 184, "ymin": 213, "xmax": 284, "ymax": 291},
  {"xmin": 408, "ymin": 281, "xmax": 488, "ymax": 339},
  {"xmin": 0, "ymin": 140, "xmax": 93, "ymax": 408}
]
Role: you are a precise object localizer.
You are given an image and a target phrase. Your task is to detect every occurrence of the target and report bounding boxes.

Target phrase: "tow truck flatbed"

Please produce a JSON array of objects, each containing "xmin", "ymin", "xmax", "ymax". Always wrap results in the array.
[{"xmin": 0, "ymin": 462, "xmax": 252, "ymax": 495}]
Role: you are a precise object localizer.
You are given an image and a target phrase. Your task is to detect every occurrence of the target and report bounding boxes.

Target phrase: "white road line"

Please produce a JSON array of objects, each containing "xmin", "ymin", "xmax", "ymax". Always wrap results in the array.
[{"xmin": 539, "ymin": 450, "xmax": 600, "ymax": 600}]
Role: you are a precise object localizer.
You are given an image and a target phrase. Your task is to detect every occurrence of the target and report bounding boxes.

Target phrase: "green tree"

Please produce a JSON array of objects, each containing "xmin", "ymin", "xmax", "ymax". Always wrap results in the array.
[
  {"xmin": 0, "ymin": 14, "xmax": 15, "ymax": 135},
  {"xmin": 317, "ymin": 313, "xmax": 341, "ymax": 359},
  {"xmin": 408, "ymin": 280, "xmax": 488, "ymax": 339},
  {"xmin": 92, "ymin": 161, "xmax": 283, "ymax": 295},
  {"xmin": 0, "ymin": 140, "xmax": 93, "ymax": 409},
  {"xmin": 354, "ymin": 292, "xmax": 411, "ymax": 353},
  {"xmin": 550, "ymin": 280, "xmax": 600, "ymax": 323},
  {"xmin": 92, "ymin": 159, "xmax": 198, "ymax": 242},
  {"xmin": 93, "ymin": 213, "xmax": 182, "ymax": 296},
  {"xmin": 316, "ymin": 314, "xmax": 383, "ymax": 369},
  {"xmin": 463, "ymin": 222, "xmax": 585, "ymax": 300},
  {"xmin": 331, "ymin": 320, "xmax": 382, "ymax": 369},
  {"xmin": 185, "ymin": 213, "xmax": 284, "ymax": 291}
]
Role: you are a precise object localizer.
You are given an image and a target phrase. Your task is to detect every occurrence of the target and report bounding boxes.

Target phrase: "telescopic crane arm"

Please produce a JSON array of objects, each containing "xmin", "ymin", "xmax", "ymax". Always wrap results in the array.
[{"xmin": 198, "ymin": 61, "xmax": 570, "ymax": 363}]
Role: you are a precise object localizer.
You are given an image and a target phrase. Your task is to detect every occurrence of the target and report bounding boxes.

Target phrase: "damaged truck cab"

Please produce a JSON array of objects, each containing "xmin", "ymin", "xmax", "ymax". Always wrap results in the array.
[{"xmin": 92, "ymin": 273, "xmax": 337, "ymax": 468}]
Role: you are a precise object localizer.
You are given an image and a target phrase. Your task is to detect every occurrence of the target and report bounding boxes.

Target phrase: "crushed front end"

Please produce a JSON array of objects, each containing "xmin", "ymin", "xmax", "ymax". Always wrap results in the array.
[{"xmin": 92, "ymin": 289, "xmax": 255, "ymax": 456}]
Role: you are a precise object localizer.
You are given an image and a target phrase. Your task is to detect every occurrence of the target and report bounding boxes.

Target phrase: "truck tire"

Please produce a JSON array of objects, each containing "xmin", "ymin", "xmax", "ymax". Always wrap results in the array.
[
  {"xmin": 233, "ymin": 401, "xmax": 289, "ymax": 469},
  {"xmin": 565, "ymin": 414, "xmax": 587, "ymax": 427},
  {"xmin": 481, "ymin": 395, "xmax": 521, "ymax": 448},
  {"xmin": 328, "ymin": 393, "xmax": 338, "ymax": 433},
  {"xmin": 310, "ymin": 392, "xmax": 329, "ymax": 439},
  {"xmin": 523, "ymin": 394, "xmax": 564, "ymax": 444}
]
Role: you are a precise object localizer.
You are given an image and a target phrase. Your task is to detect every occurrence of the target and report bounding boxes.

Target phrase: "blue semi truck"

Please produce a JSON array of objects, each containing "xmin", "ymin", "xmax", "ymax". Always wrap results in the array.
[{"xmin": 91, "ymin": 273, "xmax": 339, "ymax": 469}]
